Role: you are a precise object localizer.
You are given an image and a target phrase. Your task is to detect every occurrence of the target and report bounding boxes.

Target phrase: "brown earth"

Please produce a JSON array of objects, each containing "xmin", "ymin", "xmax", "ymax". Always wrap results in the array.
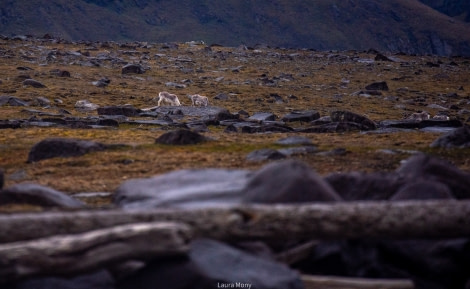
[{"xmin": 1, "ymin": 38, "xmax": 470, "ymax": 209}]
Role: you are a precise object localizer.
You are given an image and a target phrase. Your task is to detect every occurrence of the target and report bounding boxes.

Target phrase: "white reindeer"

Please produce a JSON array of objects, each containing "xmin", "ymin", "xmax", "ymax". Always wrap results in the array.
[
  {"xmin": 408, "ymin": 111, "xmax": 430, "ymax": 121},
  {"xmin": 156, "ymin": 91, "xmax": 181, "ymax": 106},
  {"xmin": 189, "ymin": 94, "xmax": 209, "ymax": 107}
]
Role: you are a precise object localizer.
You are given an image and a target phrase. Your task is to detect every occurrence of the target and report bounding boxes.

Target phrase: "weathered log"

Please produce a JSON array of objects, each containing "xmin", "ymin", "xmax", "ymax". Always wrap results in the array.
[
  {"xmin": 301, "ymin": 274, "xmax": 415, "ymax": 289},
  {"xmin": 0, "ymin": 200, "xmax": 469, "ymax": 244},
  {"xmin": 0, "ymin": 222, "xmax": 191, "ymax": 282}
]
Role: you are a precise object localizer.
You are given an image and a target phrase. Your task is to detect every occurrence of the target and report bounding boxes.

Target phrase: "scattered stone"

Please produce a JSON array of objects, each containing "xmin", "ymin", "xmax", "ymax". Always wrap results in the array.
[
  {"xmin": 330, "ymin": 110, "xmax": 377, "ymax": 130},
  {"xmin": 121, "ymin": 63, "xmax": 145, "ymax": 74},
  {"xmin": 247, "ymin": 112, "xmax": 276, "ymax": 122},
  {"xmin": 50, "ymin": 69, "xmax": 71, "ymax": 77},
  {"xmin": 241, "ymin": 123, "xmax": 293, "ymax": 133},
  {"xmin": 97, "ymin": 105, "xmax": 140, "ymax": 117},
  {"xmin": 114, "ymin": 168, "xmax": 251, "ymax": 209},
  {"xmin": 0, "ymin": 95, "xmax": 29, "ymax": 106},
  {"xmin": 92, "ymin": 77, "xmax": 111, "ymax": 87},
  {"xmin": 155, "ymin": 129, "xmax": 207, "ymax": 145},
  {"xmin": 300, "ymin": 121, "xmax": 367, "ymax": 133},
  {"xmin": 246, "ymin": 148, "xmax": 286, "ymax": 162},
  {"xmin": 0, "ymin": 120, "xmax": 22, "ymax": 129},
  {"xmin": 75, "ymin": 100, "xmax": 100, "ymax": 111},
  {"xmin": 0, "ymin": 183, "xmax": 86, "ymax": 208},
  {"xmin": 165, "ymin": 82, "xmax": 186, "ymax": 88},
  {"xmin": 325, "ymin": 172, "xmax": 406, "ymax": 201},
  {"xmin": 375, "ymin": 53, "xmax": 394, "ymax": 61},
  {"xmin": 224, "ymin": 124, "xmax": 238, "ymax": 133},
  {"xmin": 118, "ymin": 239, "xmax": 304, "ymax": 289},
  {"xmin": 365, "ymin": 81, "xmax": 389, "ymax": 91},
  {"xmin": 277, "ymin": 146, "xmax": 318, "ymax": 156},
  {"xmin": 22, "ymin": 79, "xmax": 46, "ymax": 88},
  {"xmin": 281, "ymin": 110, "xmax": 320, "ymax": 122},
  {"xmin": 27, "ymin": 138, "xmax": 107, "ymax": 163},
  {"xmin": 243, "ymin": 160, "xmax": 341, "ymax": 203},
  {"xmin": 430, "ymin": 125, "xmax": 470, "ymax": 148},
  {"xmin": 34, "ymin": 96, "xmax": 51, "ymax": 107},
  {"xmin": 214, "ymin": 93, "xmax": 229, "ymax": 100}
]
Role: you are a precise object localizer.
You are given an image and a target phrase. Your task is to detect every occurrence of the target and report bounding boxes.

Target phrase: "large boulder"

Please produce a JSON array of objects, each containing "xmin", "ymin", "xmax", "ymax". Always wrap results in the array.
[
  {"xmin": 27, "ymin": 138, "xmax": 107, "ymax": 163},
  {"xmin": 0, "ymin": 183, "xmax": 86, "ymax": 208},
  {"xmin": 396, "ymin": 154, "xmax": 470, "ymax": 199},
  {"xmin": 242, "ymin": 160, "xmax": 341, "ymax": 203},
  {"xmin": 430, "ymin": 125, "xmax": 470, "ymax": 148},
  {"xmin": 117, "ymin": 239, "xmax": 304, "ymax": 289},
  {"xmin": 114, "ymin": 168, "xmax": 251, "ymax": 209},
  {"xmin": 155, "ymin": 129, "xmax": 208, "ymax": 145},
  {"xmin": 330, "ymin": 110, "xmax": 377, "ymax": 130}
]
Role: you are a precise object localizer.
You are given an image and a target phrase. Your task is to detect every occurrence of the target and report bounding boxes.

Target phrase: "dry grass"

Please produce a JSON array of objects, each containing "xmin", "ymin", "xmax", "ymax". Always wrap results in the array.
[{"xmin": 1, "ymin": 39, "xmax": 470, "ymax": 208}]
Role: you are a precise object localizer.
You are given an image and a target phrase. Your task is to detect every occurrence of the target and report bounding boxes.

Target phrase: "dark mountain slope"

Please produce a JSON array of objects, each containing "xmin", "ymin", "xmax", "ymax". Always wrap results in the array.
[
  {"xmin": 419, "ymin": 0, "xmax": 470, "ymax": 22},
  {"xmin": 1, "ymin": 0, "xmax": 470, "ymax": 55}
]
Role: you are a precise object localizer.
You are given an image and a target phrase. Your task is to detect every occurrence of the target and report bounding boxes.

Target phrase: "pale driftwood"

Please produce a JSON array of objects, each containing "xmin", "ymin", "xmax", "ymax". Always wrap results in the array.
[
  {"xmin": 301, "ymin": 274, "xmax": 414, "ymax": 289},
  {"xmin": 0, "ymin": 222, "xmax": 191, "ymax": 281},
  {"xmin": 0, "ymin": 200, "xmax": 470, "ymax": 244}
]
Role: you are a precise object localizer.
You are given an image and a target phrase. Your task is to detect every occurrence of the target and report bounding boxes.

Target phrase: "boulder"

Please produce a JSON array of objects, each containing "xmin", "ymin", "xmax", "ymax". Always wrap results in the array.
[
  {"xmin": 155, "ymin": 129, "xmax": 207, "ymax": 145},
  {"xmin": 97, "ymin": 105, "xmax": 140, "ymax": 117},
  {"xmin": 121, "ymin": 64, "xmax": 145, "ymax": 74},
  {"xmin": 430, "ymin": 125, "xmax": 470, "ymax": 148},
  {"xmin": 114, "ymin": 168, "xmax": 251, "ymax": 209},
  {"xmin": 27, "ymin": 138, "xmax": 107, "ymax": 163},
  {"xmin": 330, "ymin": 111, "xmax": 377, "ymax": 130},
  {"xmin": 365, "ymin": 81, "xmax": 389, "ymax": 91},
  {"xmin": 247, "ymin": 112, "xmax": 276, "ymax": 122},
  {"xmin": 390, "ymin": 180, "xmax": 454, "ymax": 201},
  {"xmin": 325, "ymin": 171, "xmax": 406, "ymax": 201},
  {"xmin": 276, "ymin": 136, "xmax": 313, "ymax": 146},
  {"xmin": 0, "ymin": 95, "xmax": 29, "ymax": 107},
  {"xmin": 22, "ymin": 79, "xmax": 46, "ymax": 88},
  {"xmin": 75, "ymin": 100, "xmax": 100, "ymax": 111},
  {"xmin": 117, "ymin": 239, "xmax": 304, "ymax": 289},
  {"xmin": 281, "ymin": 110, "xmax": 320, "ymax": 122},
  {"xmin": 243, "ymin": 160, "xmax": 341, "ymax": 203},
  {"xmin": 396, "ymin": 154, "xmax": 470, "ymax": 199},
  {"xmin": 0, "ymin": 183, "xmax": 86, "ymax": 208},
  {"xmin": 246, "ymin": 148, "xmax": 286, "ymax": 162}
]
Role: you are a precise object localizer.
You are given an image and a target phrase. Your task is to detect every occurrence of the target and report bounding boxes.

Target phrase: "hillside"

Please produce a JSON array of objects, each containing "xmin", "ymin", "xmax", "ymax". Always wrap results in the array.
[
  {"xmin": 1, "ymin": 0, "xmax": 470, "ymax": 55},
  {"xmin": 419, "ymin": 0, "xmax": 470, "ymax": 21}
]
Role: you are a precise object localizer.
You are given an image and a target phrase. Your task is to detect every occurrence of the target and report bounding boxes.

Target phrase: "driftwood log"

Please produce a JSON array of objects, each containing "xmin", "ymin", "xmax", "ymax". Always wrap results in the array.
[
  {"xmin": 0, "ymin": 222, "xmax": 191, "ymax": 281},
  {"xmin": 0, "ymin": 200, "xmax": 469, "ymax": 244},
  {"xmin": 301, "ymin": 274, "xmax": 414, "ymax": 289}
]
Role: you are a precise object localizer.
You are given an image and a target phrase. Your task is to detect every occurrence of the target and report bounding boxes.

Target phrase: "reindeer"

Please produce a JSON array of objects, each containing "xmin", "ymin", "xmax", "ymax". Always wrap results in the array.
[
  {"xmin": 189, "ymin": 94, "xmax": 209, "ymax": 107},
  {"xmin": 156, "ymin": 91, "xmax": 181, "ymax": 106},
  {"xmin": 407, "ymin": 111, "xmax": 430, "ymax": 121}
]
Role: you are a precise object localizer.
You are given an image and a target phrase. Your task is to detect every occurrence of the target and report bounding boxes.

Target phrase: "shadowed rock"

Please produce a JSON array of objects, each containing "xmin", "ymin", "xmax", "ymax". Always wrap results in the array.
[
  {"xmin": 0, "ymin": 95, "xmax": 29, "ymax": 107},
  {"xmin": 247, "ymin": 112, "xmax": 276, "ymax": 122},
  {"xmin": 365, "ymin": 81, "xmax": 389, "ymax": 91},
  {"xmin": 330, "ymin": 111, "xmax": 377, "ymax": 130},
  {"xmin": 121, "ymin": 63, "xmax": 145, "ymax": 74},
  {"xmin": 396, "ymin": 154, "xmax": 470, "ymax": 199},
  {"xmin": 97, "ymin": 105, "xmax": 141, "ymax": 117},
  {"xmin": 155, "ymin": 129, "xmax": 207, "ymax": 145},
  {"xmin": 390, "ymin": 180, "xmax": 454, "ymax": 201},
  {"xmin": 243, "ymin": 159, "xmax": 341, "ymax": 203},
  {"xmin": 281, "ymin": 110, "xmax": 320, "ymax": 122},
  {"xmin": 27, "ymin": 138, "xmax": 107, "ymax": 163},
  {"xmin": 22, "ymin": 79, "xmax": 46, "ymax": 88},
  {"xmin": 0, "ymin": 183, "xmax": 86, "ymax": 208},
  {"xmin": 118, "ymin": 239, "xmax": 303, "ymax": 289},
  {"xmin": 430, "ymin": 125, "xmax": 470, "ymax": 148}
]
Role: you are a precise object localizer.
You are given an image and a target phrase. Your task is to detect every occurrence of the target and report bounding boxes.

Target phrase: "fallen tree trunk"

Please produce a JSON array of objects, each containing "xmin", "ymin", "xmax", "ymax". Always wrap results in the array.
[
  {"xmin": 301, "ymin": 274, "xmax": 415, "ymax": 289},
  {"xmin": 0, "ymin": 222, "xmax": 191, "ymax": 282},
  {"xmin": 0, "ymin": 200, "xmax": 469, "ymax": 244}
]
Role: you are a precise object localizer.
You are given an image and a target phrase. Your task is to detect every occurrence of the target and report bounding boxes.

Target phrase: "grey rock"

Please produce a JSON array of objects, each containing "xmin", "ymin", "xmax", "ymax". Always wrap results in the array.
[
  {"xmin": 397, "ymin": 154, "xmax": 470, "ymax": 199},
  {"xmin": 23, "ymin": 79, "xmax": 46, "ymax": 88},
  {"xmin": 325, "ymin": 172, "xmax": 406, "ymax": 201},
  {"xmin": 276, "ymin": 136, "xmax": 313, "ymax": 146},
  {"xmin": 246, "ymin": 148, "xmax": 286, "ymax": 162},
  {"xmin": 155, "ymin": 129, "xmax": 207, "ymax": 145},
  {"xmin": 277, "ymin": 146, "xmax": 318, "ymax": 156},
  {"xmin": 34, "ymin": 97, "xmax": 51, "ymax": 107},
  {"xmin": 114, "ymin": 168, "xmax": 251, "ymax": 209},
  {"xmin": 365, "ymin": 81, "xmax": 389, "ymax": 91},
  {"xmin": 117, "ymin": 239, "xmax": 303, "ymax": 289},
  {"xmin": 330, "ymin": 111, "xmax": 377, "ymax": 130},
  {"xmin": 0, "ymin": 95, "xmax": 29, "ymax": 107},
  {"xmin": 97, "ymin": 105, "xmax": 140, "ymax": 117},
  {"xmin": 75, "ymin": 100, "xmax": 100, "ymax": 111},
  {"xmin": 430, "ymin": 125, "xmax": 470, "ymax": 148},
  {"xmin": 390, "ymin": 180, "xmax": 454, "ymax": 201},
  {"xmin": 247, "ymin": 112, "xmax": 276, "ymax": 122},
  {"xmin": 27, "ymin": 138, "xmax": 107, "ymax": 163},
  {"xmin": 121, "ymin": 63, "xmax": 145, "ymax": 74},
  {"xmin": 0, "ymin": 183, "xmax": 86, "ymax": 208},
  {"xmin": 281, "ymin": 110, "xmax": 320, "ymax": 122},
  {"xmin": 243, "ymin": 159, "xmax": 341, "ymax": 203}
]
